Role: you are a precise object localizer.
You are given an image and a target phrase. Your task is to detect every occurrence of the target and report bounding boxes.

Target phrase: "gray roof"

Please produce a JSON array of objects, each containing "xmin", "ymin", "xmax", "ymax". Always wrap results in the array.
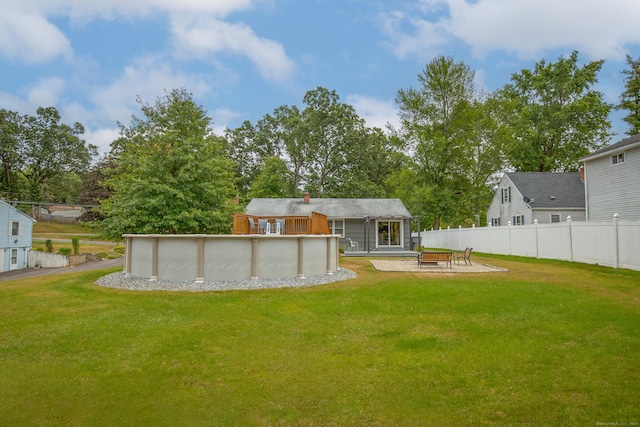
[
  {"xmin": 246, "ymin": 198, "xmax": 413, "ymax": 219},
  {"xmin": 505, "ymin": 172, "xmax": 585, "ymax": 209},
  {"xmin": 580, "ymin": 133, "xmax": 640, "ymax": 162}
]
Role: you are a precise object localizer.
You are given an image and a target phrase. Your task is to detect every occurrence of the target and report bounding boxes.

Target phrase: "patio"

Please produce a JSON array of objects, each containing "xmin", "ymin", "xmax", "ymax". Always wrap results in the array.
[{"xmin": 369, "ymin": 259, "xmax": 507, "ymax": 273}]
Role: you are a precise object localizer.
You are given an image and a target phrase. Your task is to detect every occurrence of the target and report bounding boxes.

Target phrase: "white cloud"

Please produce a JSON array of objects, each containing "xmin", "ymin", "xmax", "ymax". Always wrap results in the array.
[
  {"xmin": 171, "ymin": 17, "xmax": 296, "ymax": 83},
  {"xmin": 0, "ymin": 8, "xmax": 72, "ymax": 63},
  {"xmin": 83, "ymin": 127, "xmax": 121, "ymax": 154},
  {"xmin": 447, "ymin": 0, "xmax": 640, "ymax": 60},
  {"xmin": 210, "ymin": 108, "xmax": 243, "ymax": 135},
  {"xmin": 378, "ymin": 11, "xmax": 450, "ymax": 60},
  {"xmin": 90, "ymin": 56, "xmax": 212, "ymax": 125},
  {"xmin": 382, "ymin": 0, "xmax": 640, "ymax": 61},
  {"xmin": 346, "ymin": 94, "xmax": 400, "ymax": 131},
  {"xmin": 26, "ymin": 77, "xmax": 66, "ymax": 107}
]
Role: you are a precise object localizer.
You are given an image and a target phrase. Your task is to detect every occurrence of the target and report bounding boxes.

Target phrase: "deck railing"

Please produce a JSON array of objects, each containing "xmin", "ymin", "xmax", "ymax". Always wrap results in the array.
[{"xmin": 233, "ymin": 212, "xmax": 331, "ymax": 235}]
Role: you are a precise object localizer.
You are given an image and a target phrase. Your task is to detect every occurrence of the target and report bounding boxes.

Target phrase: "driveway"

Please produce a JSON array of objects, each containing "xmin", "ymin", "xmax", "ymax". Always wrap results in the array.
[{"xmin": 0, "ymin": 257, "xmax": 124, "ymax": 282}]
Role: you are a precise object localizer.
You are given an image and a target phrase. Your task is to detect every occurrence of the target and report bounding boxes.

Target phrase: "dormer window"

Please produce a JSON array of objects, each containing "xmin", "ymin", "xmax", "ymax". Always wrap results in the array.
[{"xmin": 611, "ymin": 152, "xmax": 625, "ymax": 165}]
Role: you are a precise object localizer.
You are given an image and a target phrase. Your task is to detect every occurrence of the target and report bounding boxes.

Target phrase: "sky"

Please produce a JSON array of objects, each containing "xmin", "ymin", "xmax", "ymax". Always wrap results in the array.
[{"xmin": 1, "ymin": 0, "xmax": 640, "ymax": 156}]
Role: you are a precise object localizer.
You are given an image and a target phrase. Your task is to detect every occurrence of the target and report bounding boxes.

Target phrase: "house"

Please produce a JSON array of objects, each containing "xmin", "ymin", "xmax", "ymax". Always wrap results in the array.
[
  {"xmin": 486, "ymin": 172, "xmax": 586, "ymax": 226},
  {"xmin": 245, "ymin": 195, "xmax": 414, "ymax": 252},
  {"xmin": 579, "ymin": 134, "xmax": 640, "ymax": 221},
  {"xmin": 0, "ymin": 200, "xmax": 35, "ymax": 271}
]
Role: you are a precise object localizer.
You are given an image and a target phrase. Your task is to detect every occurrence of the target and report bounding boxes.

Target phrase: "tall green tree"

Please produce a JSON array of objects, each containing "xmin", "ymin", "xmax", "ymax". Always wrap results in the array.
[
  {"xmin": 99, "ymin": 89, "xmax": 238, "ymax": 239},
  {"xmin": 501, "ymin": 51, "xmax": 612, "ymax": 172},
  {"xmin": 396, "ymin": 55, "xmax": 491, "ymax": 229},
  {"xmin": 302, "ymin": 87, "xmax": 374, "ymax": 198},
  {"xmin": 0, "ymin": 109, "xmax": 23, "ymax": 198},
  {"xmin": 617, "ymin": 54, "xmax": 640, "ymax": 136},
  {"xmin": 248, "ymin": 156, "xmax": 291, "ymax": 198},
  {"xmin": 20, "ymin": 107, "xmax": 96, "ymax": 201},
  {"xmin": 226, "ymin": 87, "xmax": 401, "ymax": 200}
]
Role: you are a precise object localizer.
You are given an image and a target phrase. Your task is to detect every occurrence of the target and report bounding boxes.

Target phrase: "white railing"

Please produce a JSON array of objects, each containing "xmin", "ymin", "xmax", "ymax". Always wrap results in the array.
[{"xmin": 418, "ymin": 215, "xmax": 640, "ymax": 271}]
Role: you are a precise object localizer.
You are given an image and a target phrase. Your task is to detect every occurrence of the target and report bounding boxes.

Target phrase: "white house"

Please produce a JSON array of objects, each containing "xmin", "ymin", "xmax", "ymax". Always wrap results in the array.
[
  {"xmin": 579, "ymin": 134, "xmax": 640, "ymax": 221},
  {"xmin": 487, "ymin": 172, "xmax": 586, "ymax": 226},
  {"xmin": 0, "ymin": 200, "xmax": 35, "ymax": 271}
]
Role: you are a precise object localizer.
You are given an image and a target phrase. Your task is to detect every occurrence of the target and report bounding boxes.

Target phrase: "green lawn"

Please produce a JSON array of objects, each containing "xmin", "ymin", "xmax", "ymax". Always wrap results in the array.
[{"xmin": 1, "ymin": 255, "xmax": 639, "ymax": 426}]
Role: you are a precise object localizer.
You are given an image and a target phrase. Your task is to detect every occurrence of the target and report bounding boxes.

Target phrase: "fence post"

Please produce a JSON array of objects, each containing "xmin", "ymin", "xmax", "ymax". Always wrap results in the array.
[
  {"xmin": 613, "ymin": 213, "xmax": 619, "ymax": 269},
  {"xmin": 567, "ymin": 216, "xmax": 573, "ymax": 262},
  {"xmin": 458, "ymin": 225, "xmax": 462, "ymax": 250},
  {"xmin": 508, "ymin": 220, "xmax": 512, "ymax": 256},
  {"xmin": 534, "ymin": 219, "xmax": 539, "ymax": 259}
]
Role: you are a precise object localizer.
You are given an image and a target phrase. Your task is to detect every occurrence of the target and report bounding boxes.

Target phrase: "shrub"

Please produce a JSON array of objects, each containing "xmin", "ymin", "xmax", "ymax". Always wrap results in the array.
[
  {"xmin": 57, "ymin": 247, "xmax": 72, "ymax": 256},
  {"xmin": 45, "ymin": 239, "xmax": 53, "ymax": 253},
  {"xmin": 72, "ymin": 237, "xmax": 80, "ymax": 254}
]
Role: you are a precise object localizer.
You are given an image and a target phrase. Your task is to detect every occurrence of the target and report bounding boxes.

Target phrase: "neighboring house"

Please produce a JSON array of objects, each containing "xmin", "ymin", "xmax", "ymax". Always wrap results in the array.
[
  {"xmin": 579, "ymin": 134, "xmax": 640, "ymax": 221},
  {"xmin": 0, "ymin": 200, "xmax": 35, "ymax": 271},
  {"xmin": 245, "ymin": 195, "xmax": 414, "ymax": 252},
  {"xmin": 486, "ymin": 172, "xmax": 586, "ymax": 226}
]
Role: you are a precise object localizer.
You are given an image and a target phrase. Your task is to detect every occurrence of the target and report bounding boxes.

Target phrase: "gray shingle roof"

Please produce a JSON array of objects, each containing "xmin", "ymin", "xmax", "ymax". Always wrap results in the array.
[
  {"xmin": 505, "ymin": 172, "xmax": 585, "ymax": 209},
  {"xmin": 580, "ymin": 134, "xmax": 640, "ymax": 162},
  {"xmin": 246, "ymin": 198, "xmax": 413, "ymax": 219}
]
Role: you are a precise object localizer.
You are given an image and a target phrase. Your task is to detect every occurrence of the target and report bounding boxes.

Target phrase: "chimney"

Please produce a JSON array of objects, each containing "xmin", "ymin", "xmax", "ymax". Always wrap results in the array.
[
  {"xmin": 579, "ymin": 166, "xmax": 585, "ymax": 182},
  {"xmin": 303, "ymin": 191, "xmax": 310, "ymax": 203}
]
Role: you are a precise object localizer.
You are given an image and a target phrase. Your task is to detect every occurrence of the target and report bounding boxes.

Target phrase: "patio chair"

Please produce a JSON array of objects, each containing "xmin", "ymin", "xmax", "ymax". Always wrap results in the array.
[
  {"xmin": 248, "ymin": 217, "xmax": 258, "ymax": 234},
  {"xmin": 454, "ymin": 247, "xmax": 473, "ymax": 265},
  {"xmin": 347, "ymin": 238, "xmax": 358, "ymax": 252},
  {"xmin": 258, "ymin": 219, "xmax": 269, "ymax": 235},
  {"xmin": 275, "ymin": 219, "xmax": 286, "ymax": 235}
]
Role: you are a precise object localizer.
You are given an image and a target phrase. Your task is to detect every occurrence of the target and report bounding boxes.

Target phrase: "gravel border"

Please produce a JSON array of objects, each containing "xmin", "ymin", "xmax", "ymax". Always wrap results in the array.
[{"xmin": 95, "ymin": 268, "xmax": 357, "ymax": 292}]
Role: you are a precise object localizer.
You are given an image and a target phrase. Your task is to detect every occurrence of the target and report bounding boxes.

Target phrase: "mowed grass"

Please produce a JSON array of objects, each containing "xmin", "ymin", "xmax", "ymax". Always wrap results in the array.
[{"xmin": 1, "ymin": 255, "xmax": 639, "ymax": 426}]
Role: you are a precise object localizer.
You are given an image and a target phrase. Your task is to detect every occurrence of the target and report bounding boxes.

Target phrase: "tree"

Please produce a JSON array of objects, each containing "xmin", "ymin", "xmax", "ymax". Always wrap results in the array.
[
  {"xmin": 396, "ymin": 55, "xmax": 489, "ymax": 229},
  {"xmin": 0, "ymin": 109, "xmax": 23, "ymax": 198},
  {"xmin": 225, "ymin": 87, "xmax": 401, "ymax": 200},
  {"xmin": 617, "ymin": 54, "xmax": 640, "ymax": 136},
  {"xmin": 18, "ymin": 107, "xmax": 97, "ymax": 201},
  {"xmin": 302, "ymin": 87, "xmax": 370, "ymax": 197},
  {"xmin": 99, "ymin": 89, "xmax": 238, "ymax": 239},
  {"xmin": 501, "ymin": 51, "xmax": 612, "ymax": 172},
  {"xmin": 248, "ymin": 156, "xmax": 291, "ymax": 198}
]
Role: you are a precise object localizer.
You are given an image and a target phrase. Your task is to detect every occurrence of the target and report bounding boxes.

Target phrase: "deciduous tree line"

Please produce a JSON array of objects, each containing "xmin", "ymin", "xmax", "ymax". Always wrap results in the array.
[{"xmin": 2, "ymin": 52, "xmax": 639, "ymax": 236}]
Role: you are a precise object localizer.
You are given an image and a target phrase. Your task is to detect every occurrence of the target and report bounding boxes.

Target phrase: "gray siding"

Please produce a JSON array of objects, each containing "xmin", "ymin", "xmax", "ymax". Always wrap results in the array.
[
  {"xmin": 487, "ymin": 175, "xmax": 533, "ymax": 225},
  {"xmin": 584, "ymin": 145, "xmax": 640, "ymax": 221},
  {"xmin": 339, "ymin": 218, "xmax": 411, "ymax": 251}
]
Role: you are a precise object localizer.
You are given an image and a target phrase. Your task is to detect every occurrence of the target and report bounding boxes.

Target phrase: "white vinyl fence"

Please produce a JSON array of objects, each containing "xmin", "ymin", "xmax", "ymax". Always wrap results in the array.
[{"xmin": 419, "ymin": 216, "xmax": 640, "ymax": 272}]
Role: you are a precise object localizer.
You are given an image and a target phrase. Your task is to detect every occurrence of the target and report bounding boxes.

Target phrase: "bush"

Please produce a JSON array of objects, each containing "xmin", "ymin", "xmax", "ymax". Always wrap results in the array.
[
  {"xmin": 45, "ymin": 239, "xmax": 53, "ymax": 253},
  {"xmin": 57, "ymin": 247, "xmax": 72, "ymax": 256},
  {"xmin": 72, "ymin": 237, "xmax": 80, "ymax": 254}
]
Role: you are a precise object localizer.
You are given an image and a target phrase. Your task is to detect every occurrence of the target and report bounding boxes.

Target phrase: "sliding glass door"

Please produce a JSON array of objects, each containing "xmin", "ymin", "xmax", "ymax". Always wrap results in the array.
[{"xmin": 377, "ymin": 220, "xmax": 401, "ymax": 247}]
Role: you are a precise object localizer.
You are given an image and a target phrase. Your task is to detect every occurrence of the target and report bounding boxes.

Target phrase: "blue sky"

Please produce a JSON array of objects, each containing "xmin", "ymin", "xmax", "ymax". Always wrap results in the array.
[{"xmin": 1, "ymin": 0, "xmax": 639, "ymax": 155}]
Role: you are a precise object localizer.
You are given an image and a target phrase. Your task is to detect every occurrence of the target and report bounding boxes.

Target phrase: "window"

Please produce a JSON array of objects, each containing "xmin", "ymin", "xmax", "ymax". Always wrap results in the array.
[
  {"xmin": 550, "ymin": 214, "xmax": 561, "ymax": 223},
  {"xmin": 330, "ymin": 219, "xmax": 344, "ymax": 237},
  {"xmin": 491, "ymin": 217, "xmax": 501, "ymax": 226},
  {"xmin": 512, "ymin": 215, "xmax": 524, "ymax": 225},
  {"xmin": 9, "ymin": 221, "xmax": 21, "ymax": 237},
  {"xmin": 501, "ymin": 186, "xmax": 511, "ymax": 204},
  {"xmin": 611, "ymin": 152, "xmax": 625, "ymax": 165}
]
